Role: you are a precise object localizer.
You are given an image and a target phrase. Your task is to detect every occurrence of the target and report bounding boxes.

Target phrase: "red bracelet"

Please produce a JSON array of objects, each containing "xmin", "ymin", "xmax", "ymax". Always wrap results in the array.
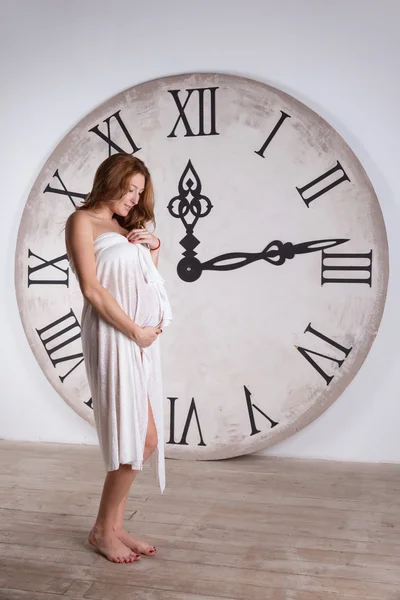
[{"xmin": 150, "ymin": 236, "xmax": 161, "ymax": 251}]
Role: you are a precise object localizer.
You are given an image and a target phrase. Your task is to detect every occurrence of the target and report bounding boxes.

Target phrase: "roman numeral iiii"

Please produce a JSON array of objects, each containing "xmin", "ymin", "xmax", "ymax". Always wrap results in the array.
[{"xmin": 296, "ymin": 323, "xmax": 352, "ymax": 385}]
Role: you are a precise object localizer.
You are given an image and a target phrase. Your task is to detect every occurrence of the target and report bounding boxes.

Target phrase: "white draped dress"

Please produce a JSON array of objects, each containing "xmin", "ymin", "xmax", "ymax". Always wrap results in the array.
[{"xmin": 69, "ymin": 231, "xmax": 173, "ymax": 493}]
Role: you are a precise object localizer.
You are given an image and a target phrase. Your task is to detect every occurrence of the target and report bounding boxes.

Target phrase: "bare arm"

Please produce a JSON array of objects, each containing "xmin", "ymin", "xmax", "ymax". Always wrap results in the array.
[
  {"xmin": 150, "ymin": 245, "xmax": 160, "ymax": 268},
  {"xmin": 65, "ymin": 212, "xmax": 143, "ymax": 342}
]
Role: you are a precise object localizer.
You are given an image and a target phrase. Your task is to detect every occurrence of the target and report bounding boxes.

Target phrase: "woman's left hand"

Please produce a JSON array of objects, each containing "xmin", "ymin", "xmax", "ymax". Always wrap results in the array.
[{"xmin": 126, "ymin": 229, "xmax": 159, "ymax": 250}]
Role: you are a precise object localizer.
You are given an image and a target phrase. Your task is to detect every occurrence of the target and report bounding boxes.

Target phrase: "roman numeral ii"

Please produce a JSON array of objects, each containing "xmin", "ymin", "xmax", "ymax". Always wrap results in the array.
[{"xmin": 296, "ymin": 161, "xmax": 350, "ymax": 207}]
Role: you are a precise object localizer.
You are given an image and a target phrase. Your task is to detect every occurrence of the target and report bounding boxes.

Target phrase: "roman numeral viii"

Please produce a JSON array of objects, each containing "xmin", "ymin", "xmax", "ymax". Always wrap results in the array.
[
  {"xmin": 296, "ymin": 323, "xmax": 352, "ymax": 385},
  {"xmin": 167, "ymin": 397, "xmax": 206, "ymax": 446},
  {"xmin": 35, "ymin": 308, "xmax": 84, "ymax": 383},
  {"xmin": 167, "ymin": 87, "xmax": 219, "ymax": 138}
]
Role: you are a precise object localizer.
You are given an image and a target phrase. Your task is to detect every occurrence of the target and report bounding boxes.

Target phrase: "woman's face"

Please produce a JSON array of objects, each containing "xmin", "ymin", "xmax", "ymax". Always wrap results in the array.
[{"xmin": 112, "ymin": 172, "xmax": 145, "ymax": 217}]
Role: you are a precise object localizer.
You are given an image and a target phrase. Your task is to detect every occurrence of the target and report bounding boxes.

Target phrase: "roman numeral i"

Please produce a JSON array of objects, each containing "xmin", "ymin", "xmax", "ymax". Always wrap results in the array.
[{"xmin": 254, "ymin": 110, "xmax": 292, "ymax": 157}]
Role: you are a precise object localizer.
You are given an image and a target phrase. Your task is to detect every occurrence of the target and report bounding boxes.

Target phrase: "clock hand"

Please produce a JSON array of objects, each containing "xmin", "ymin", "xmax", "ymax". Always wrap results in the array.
[
  {"xmin": 177, "ymin": 238, "xmax": 349, "ymax": 282},
  {"xmin": 167, "ymin": 160, "xmax": 213, "ymax": 257}
]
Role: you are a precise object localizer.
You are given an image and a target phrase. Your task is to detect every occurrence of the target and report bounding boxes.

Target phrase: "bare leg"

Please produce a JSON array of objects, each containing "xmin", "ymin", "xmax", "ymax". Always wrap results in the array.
[
  {"xmin": 88, "ymin": 464, "xmax": 141, "ymax": 563},
  {"xmin": 115, "ymin": 396, "xmax": 158, "ymax": 556}
]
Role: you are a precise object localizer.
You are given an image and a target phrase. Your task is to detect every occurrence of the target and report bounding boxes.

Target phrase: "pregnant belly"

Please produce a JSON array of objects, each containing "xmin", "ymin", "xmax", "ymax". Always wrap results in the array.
[{"xmin": 134, "ymin": 283, "xmax": 164, "ymax": 328}]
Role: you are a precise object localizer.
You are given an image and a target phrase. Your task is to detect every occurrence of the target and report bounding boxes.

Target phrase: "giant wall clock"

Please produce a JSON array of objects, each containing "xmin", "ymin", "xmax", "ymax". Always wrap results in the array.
[{"xmin": 15, "ymin": 72, "xmax": 389, "ymax": 460}]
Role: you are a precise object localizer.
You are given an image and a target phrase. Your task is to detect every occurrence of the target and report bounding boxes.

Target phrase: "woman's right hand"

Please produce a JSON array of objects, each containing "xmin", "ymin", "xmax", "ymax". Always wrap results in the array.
[{"xmin": 134, "ymin": 325, "xmax": 163, "ymax": 348}]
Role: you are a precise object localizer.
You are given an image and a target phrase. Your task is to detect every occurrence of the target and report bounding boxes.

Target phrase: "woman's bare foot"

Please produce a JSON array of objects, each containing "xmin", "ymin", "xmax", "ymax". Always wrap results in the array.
[
  {"xmin": 116, "ymin": 529, "xmax": 157, "ymax": 556},
  {"xmin": 88, "ymin": 525, "xmax": 141, "ymax": 563}
]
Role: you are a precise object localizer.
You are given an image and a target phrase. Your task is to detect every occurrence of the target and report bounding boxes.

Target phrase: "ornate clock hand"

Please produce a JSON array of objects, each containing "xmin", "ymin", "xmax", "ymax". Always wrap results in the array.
[
  {"xmin": 167, "ymin": 160, "xmax": 213, "ymax": 258},
  {"xmin": 177, "ymin": 238, "xmax": 350, "ymax": 282}
]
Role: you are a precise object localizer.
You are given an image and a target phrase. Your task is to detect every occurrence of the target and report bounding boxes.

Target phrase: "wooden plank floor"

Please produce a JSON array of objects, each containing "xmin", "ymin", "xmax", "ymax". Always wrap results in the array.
[{"xmin": 0, "ymin": 440, "xmax": 399, "ymax": 600}]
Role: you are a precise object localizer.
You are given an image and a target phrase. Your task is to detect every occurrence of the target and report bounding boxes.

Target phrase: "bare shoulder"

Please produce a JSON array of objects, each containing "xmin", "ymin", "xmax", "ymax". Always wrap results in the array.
[
  {"xmin": 65, "ymin": 209, "xmax": 92, "ymax": 235},
  {"xmin": 65, "ymin": 211, "xmax": 98, "ymax": 297},
  {"xmin": 65, "ymin": 210, "xmax": 93, "ymax": 259}
]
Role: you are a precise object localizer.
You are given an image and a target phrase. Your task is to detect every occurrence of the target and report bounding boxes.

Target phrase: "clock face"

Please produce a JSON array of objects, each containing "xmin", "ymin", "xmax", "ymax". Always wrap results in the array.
[{"xmin": 15, "ymin": 72, "xmax": 389, "ymax": 460}]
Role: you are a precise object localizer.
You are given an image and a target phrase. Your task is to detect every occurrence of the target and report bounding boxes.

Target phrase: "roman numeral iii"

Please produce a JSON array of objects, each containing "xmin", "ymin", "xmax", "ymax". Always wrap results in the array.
[{"xmin": 321, "ymin": 249, "xmax": 373, "ymax": 285}]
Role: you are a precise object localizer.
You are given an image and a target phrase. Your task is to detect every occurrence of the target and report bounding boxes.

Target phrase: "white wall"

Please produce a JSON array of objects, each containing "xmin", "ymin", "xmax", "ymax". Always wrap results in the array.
[{"xmin": 1, "ymin": 0, "xmax": 399, "ymax": 462}]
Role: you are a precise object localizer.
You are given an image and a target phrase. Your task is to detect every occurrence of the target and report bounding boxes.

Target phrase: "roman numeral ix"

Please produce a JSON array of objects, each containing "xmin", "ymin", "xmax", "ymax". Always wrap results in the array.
[{"xmin": 28, "ymin": 249, "xmax": 69, "ymax": 286}]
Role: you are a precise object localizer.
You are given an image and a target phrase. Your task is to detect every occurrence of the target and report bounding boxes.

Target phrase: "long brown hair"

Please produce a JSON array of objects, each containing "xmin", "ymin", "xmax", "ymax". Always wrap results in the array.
[{"xmin": 75, "ymin": 152, "xmax": 156, "ymax": 231}]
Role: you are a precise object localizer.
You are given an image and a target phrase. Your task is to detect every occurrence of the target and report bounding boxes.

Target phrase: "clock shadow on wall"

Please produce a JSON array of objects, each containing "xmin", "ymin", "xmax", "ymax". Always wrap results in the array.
[{"xmin": 14, "ymin": 72, "xmax": 389, "ymax": 461}]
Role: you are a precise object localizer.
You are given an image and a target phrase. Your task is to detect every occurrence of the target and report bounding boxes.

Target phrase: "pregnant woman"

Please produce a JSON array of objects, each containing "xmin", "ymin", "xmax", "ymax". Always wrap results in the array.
[{"xmin": 65, "ymin": 152, "xmax": 173, "ymax": 564}]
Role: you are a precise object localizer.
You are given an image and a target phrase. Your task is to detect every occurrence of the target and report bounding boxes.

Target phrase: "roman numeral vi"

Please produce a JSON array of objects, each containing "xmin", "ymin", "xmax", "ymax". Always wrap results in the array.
[{"xmin": 167, "ymin": 397, "xmax": 206, "ymax": 446}]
